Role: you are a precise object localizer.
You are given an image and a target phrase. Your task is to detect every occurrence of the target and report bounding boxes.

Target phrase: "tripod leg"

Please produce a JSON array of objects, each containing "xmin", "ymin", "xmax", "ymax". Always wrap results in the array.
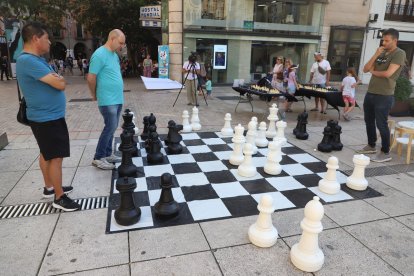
[
  {"xmin": 199, "ymin": 83, "xmax": 208, "ymax": 106},
  {"xmin": 173, "ymin": 71, "xmax": 190, "ymax": 107}
]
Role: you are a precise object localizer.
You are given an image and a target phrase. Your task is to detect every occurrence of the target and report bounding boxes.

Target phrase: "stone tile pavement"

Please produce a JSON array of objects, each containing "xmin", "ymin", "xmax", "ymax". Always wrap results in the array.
[{"xmin": 0, "ymin": 76, "xmax": 413, "ymax": 275}]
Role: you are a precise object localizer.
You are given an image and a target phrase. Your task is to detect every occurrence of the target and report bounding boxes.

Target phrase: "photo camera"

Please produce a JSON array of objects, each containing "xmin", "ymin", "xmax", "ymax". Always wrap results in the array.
[{"xmin": 188, "ymin": 51, "xmax": 198, "ymax": 63}]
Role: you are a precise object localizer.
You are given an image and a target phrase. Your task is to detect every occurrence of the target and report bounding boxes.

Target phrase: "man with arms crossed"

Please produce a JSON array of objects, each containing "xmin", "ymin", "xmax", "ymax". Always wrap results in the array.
[
  {"xmin": 16, "ymin": 22, "xmax": 80, "ymax": 211},
  {"xmin": 88, "ymin": 29, "xmax": 126, "ymax": 170},
  {"xmin": 357, "ymin": 28, "xmax": 406, "ymax": 162}
]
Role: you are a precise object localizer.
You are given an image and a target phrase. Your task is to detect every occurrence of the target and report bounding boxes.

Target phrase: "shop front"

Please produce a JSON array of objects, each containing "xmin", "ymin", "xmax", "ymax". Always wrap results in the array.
[{"xmin": 183, "ymin": 0, "xmax": 327, "ymax": 84}]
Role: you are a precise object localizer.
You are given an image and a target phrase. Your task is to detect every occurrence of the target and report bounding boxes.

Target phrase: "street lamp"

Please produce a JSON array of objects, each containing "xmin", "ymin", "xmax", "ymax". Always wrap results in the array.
[{"xmin": 66, "ymin": 15, "xmax": 72, "ymax": 58}]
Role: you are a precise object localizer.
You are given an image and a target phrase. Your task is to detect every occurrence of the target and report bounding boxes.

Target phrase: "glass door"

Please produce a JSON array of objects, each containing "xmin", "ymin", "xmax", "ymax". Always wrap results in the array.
[{"xmin": 328, "ymin": 28, "xmax": 364, "ymax": 81}]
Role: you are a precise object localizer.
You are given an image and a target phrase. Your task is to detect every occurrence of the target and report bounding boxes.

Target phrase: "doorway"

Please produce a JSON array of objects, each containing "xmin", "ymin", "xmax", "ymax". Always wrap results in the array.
[{"xmin": 328, "ymin": 27, "xmax": 364, "ymax": 81}]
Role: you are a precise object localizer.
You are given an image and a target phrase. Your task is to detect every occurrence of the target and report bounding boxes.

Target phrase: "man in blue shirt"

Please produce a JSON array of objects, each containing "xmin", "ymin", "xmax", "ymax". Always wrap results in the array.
[
  {"xmin": 16, "ymin": 22, "xmax": 80, "ymax": 211},
  {"xmin": 87, "ymin": 29, "xmax": 125, "ymax": 170}
]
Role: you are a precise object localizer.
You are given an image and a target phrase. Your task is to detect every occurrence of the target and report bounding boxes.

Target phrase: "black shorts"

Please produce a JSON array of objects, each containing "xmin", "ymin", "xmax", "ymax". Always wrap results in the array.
[{"xmin": 30, "ymin": 118, "xmax": 70, "ymax": 161}]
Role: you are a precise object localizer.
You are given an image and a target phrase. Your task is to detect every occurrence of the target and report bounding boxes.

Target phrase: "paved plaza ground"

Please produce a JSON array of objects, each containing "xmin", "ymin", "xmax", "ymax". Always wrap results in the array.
[{"xmin": 0, "ymin": 75, "xmax": 414, "ymax": 276}]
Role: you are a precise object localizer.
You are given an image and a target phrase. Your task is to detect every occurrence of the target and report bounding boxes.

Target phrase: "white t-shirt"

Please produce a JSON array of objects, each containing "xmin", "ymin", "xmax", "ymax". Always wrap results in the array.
[
  {"xmin": 342, "ymin": 76, "xmax": 357, "ymax": 98},
  {"xmin": 183, "ymin": 61, "xmax": 200, "ymax": 80},
  {"xmin": 310, "ymin": 59, "xmax": 331, "ymax": 85}
]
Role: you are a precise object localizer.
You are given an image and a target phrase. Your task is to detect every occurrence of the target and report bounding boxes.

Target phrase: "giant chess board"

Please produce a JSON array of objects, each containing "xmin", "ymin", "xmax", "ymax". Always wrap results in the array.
[{"xmin": 106, "ymin": 131, "xmax": 382, "ymax": 233}]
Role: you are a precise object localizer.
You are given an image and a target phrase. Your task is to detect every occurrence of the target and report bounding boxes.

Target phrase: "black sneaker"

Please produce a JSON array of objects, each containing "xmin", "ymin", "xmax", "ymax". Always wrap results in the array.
[
  {"xmin": 52, "ymin": 194, "xmax": 81, "ymax": 212},
  {"xmin": 43, "ymin": 186, "xmax": 73, "ymax": 198}
]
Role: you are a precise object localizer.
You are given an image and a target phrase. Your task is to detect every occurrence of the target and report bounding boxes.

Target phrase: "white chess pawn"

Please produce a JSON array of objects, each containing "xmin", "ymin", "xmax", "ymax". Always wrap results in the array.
[
  {"xmin": 248, "ymin": 195, "xmax": 278, "ymax": 248},
  {"xmin": 346, "ymin": 154, "xmax": 370, "ymax": 191},
  {"xmin": 264, "ymin": 139, "xmax": 282, "ymax": 175},
  {"xmin": 290, "ymin": 196, "xmax": 325, "ymax": 272},
  {"xmin": 246, "ymin": 119, "xmax": 258, "ymax": 155},
  {"xmin": 190, "ymin": 106, "xmax": 201, "ymax": 131},
  {"xmin": 182, "ymin": 110, "xmax": 192, "ymax": 132},
  {"xmin": 221, "ymin": 113, "xmax": 234, "ymax": 137},
  {"xmin": 256, "ymin": 122, "xmax": 268, "ymax": 148},
  {"xmin": 229, "ymin": 124, "xmax": 246, "ymax": 166},
  {"xmin": 275, "ymin": 120, "xmax": 287, "ymax": 146},
  {"xmin": 318, "ymin": 156, "xmax": 340, "ymax": 194},
  {"xmin": 266, "ymin": 103, "xmax": 279, "ymax": 139},
  {"xmin": 238, "ymin": 143, "xmax": 257, "ymax": 178}
]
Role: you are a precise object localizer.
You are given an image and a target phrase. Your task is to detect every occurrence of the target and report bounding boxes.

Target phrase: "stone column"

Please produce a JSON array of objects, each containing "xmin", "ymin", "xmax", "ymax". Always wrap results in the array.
[{"xmin": 169, "ymin": 0, "xmax": 183, "ymax": 82}]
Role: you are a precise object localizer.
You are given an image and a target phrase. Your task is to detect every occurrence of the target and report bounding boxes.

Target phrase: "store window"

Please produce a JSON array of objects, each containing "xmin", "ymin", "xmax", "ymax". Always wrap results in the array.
[
  {"xmin": 194, "ymin": 38, "xmax": 228, "ymax": 84},
  {"xmin": 201, "ymin": 0, "xmax": 226, "ymax": 20}
]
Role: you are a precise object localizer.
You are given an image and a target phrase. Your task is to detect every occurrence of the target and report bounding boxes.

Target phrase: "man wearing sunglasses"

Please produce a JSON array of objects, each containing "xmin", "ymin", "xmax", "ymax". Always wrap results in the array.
[{"xmin": 358, "ymin": 28, "xmax": 406, "ymax": 162}]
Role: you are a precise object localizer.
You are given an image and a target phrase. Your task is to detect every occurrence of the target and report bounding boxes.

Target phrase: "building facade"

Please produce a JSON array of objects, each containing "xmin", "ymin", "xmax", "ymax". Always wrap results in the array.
[
  {"xmin": 166, "ymin": 0, "xmax": 413, "ymax": 85},
  {"xmin": 167, "ymin": 0, "xmax": 329, "ymax": 84}
]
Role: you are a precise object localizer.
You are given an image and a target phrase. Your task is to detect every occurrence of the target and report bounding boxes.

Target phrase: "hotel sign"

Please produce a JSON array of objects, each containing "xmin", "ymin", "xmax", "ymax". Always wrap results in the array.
[{"xmin": 140, "ymin": 6, "xmax": 161, "ymax": 19}]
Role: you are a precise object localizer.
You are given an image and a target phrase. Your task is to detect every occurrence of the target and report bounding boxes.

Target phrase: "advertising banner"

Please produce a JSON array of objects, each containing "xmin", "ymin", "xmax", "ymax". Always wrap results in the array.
[{"xmin": 158, "ymin": 45, "xmax": 169, "ymax": 79}]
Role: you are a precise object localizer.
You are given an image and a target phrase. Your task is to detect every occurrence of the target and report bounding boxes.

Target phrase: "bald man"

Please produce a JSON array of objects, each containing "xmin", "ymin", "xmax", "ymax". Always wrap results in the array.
[{"xmin": 88, "ymin": 29, "xmax": 126, "ymax": 170}]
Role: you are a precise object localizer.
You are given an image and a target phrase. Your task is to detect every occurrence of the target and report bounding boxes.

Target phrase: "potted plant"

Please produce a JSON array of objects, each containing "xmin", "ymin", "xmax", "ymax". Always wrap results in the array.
[{"xmin": 389, "ymin": 76, "xmax": 413, "ymax": 117}]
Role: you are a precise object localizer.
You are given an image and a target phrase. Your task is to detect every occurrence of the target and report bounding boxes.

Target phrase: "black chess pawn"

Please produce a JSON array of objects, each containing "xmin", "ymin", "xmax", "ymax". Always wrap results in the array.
[
  {"xmin": 165, "ymin": 120, "xmax": 183, "ymax": 154},
  {"xmin": 114, "ymin": 176, "xmax": 141, "ymax": 226},
  {"xmin": 141, "ymin": 116, "xmax": 149, "ymax": 140},
  {"xmin": 147, "ymin": 132, "xmax": 164, "ymax": 164},
  {"xmin": 295, "ymin": 112, "xmax": 309, "ymax": 140},
  {"xmin": 122, "ymin": 109, "xmax": 139, "ymax": 157},
  {"xmin": 331, "ymin": 122, "xmax": 343, "ymax": 151},
  {"xmin": 145, "ymin": 125, "xmax": 158, "ymax": 153},
  {"xmin": 293, "ymin": 113, "xmax": 301, "ymax": 136},
  {"xmin": 118, "ymin": 130, "xmax": 138, "ymax": 177},
  {"xmin": 148, "ymin": 113, "xmax": 157, "ymax": 130},
  {"xmin": 154, "ymin": 173, "xmax": 179, "ymax": 217},
  {"xmin": 317, "ymin": 125, "xmax": 333, "ymax": 152}
]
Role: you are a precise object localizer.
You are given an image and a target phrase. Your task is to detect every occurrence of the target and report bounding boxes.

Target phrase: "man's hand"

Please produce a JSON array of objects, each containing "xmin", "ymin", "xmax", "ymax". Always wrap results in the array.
[{"xmin": 375, "ymin": 46, "xmax": 385, "ymax": 57}]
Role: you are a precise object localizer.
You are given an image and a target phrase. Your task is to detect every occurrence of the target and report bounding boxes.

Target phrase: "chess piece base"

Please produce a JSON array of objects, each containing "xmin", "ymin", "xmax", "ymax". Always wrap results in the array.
[
  {"xmin": 346, "ymin": 177, "xmax": 368, "ymax": 191},
  {"xmin": 318, "ymin": 179, "xmax": 340, "ymax": 194},
  {"xmin": 238, "ymin": 165, "xmax": 257, "ymax": 178},
  {"xmin": 115, "ymin": 207, "xmax": 141, "ymax": 226},
  {"xmin": 248, "ymin": 224, "xmax": 278, "ymax": 248},
  {"xmin": 154, "ymin": 201, "xmax": 180, "ymax": 217},
  {"xmin": 264, "ymin": 163, "xmax": 282, "ymax": 175},
  {"xmin": 290, "ymin": 243, "xmax": 324, "ymax": 272}
]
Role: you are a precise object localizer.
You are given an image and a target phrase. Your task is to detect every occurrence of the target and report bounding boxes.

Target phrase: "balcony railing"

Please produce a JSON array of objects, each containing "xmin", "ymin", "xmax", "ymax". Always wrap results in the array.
[{"xmin": 385, "ymin": 3, "xmax": 414, "ymax": 22}]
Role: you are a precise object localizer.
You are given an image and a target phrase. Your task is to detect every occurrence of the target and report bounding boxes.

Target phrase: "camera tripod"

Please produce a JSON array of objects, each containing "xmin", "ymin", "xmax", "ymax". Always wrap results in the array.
[{"xmin": 173, "ymin": 62, "xmax": 208, "ymax": 107}]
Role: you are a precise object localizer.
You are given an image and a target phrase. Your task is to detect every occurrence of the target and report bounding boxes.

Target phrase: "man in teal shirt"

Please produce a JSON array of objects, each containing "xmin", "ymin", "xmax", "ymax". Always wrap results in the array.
[
  {"xmin": 16, "ymin": 22, "xmax": 80, "ymax": 211},
  {"xmin": 87, "ymin": 29, "xmax": 126, "ymax": 170}
]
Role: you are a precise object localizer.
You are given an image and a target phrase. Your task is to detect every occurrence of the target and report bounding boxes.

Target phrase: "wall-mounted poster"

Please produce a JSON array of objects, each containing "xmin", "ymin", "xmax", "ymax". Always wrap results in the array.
[{"xmin": 213, "ymin": 44, "xmax": 227, "ymax": 69}]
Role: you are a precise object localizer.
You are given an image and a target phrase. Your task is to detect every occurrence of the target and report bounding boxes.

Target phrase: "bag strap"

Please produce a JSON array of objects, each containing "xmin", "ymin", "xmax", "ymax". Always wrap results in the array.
[{"xmin": 17, "ymin": 81, "xmax": 23, "ymax": 102}]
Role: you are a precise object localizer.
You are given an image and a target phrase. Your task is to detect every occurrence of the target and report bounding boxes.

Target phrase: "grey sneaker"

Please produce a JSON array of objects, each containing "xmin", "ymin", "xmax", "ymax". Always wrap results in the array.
[
  {"xmin": 371, "ymin": 151, "xmax": 392, "ymax": 163},
  {"xmin": 356, "ymin": 145, "xmax": 377, "ymax": 154},
  {"xmin": 92, "ymin": 158, "xmax": 115, "ymax": 170},
  {"xmin": 106, "ymin": 154, "xmax": 122, "ymax": 163}
]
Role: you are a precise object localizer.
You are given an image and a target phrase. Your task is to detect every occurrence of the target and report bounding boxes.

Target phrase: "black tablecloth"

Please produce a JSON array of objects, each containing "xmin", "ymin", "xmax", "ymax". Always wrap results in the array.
[
  {"xmin": 232, "ymin": 86, "xmax": 297, "ymax": 102},
  {"xmin": 294, "ymin": 88, "xmax": 358, "ymax": 111}
]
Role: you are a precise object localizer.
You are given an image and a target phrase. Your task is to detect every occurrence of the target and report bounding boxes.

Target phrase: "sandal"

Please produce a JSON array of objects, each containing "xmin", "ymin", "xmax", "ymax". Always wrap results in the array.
[{"xmin": 310, "ymin": 108, "xmax": 318, "ymax": 111}]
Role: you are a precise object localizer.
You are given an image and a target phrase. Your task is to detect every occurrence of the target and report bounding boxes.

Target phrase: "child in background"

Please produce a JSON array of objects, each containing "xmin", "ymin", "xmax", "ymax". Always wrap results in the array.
[
  {"xmin": 284, "ymin": 64, "xmax": 299, "ymax": 112},
  {"xmin": 341, "ymin": 67, "xmax": 359, "ymax": 121},
  {"xmin": 205, "ymin": 76, "xmax": 212, "ymax": 99}
]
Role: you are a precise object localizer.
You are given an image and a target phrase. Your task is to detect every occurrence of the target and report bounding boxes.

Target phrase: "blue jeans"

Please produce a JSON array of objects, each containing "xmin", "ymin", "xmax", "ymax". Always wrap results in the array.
[
  {"xmin": 363, "ymin": 93, "xmax": 394, "ymax": 153},
  {"xmin": 94, "ymin": 104, "xmax": 122, "ymax": 159}
]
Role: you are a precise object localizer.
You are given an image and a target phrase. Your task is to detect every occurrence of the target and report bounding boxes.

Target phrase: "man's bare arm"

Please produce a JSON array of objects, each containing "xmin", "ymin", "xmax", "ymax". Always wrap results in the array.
[
  {"xmin": 39, "ymin": 73, "xmax": 66, "ymax": 91},
  {"xmin": 87, "ymin": 73, "xmax": 97, "ymax": 100},
  {"xmin": 370, "ymin": 63, "xmax": 401, "ymax": 78},
  {"xmin": 363, "ymin": 46, "xmax": 384, "ymax": 73}
]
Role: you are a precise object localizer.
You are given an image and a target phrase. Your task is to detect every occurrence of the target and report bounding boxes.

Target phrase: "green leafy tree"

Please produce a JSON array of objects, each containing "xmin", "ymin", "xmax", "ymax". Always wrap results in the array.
[
  {"xmin": 70, "ymin": 0, "xmax": 159, "ymax": 73},
  {"xmin": 0, "ymin": 0, "xmax": 69, "ymax": 29}
]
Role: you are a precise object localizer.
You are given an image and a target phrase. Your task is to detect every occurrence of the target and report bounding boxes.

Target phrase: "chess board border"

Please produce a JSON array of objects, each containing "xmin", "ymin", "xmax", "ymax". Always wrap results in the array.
[{"xmin": 106, "ymin": 131, "xmax": 383, "ymax": 234}]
